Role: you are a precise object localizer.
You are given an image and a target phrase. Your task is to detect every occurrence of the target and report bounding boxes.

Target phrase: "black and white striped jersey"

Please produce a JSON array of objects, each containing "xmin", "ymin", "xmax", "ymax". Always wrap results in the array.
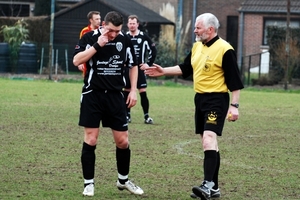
[
  {"xmin": 74, "ymin": 28, "xmax": 137, "ymax": 91},
  {"xmin": 126, "ymin": 30, "xmax": 156, "ymax": 66}
]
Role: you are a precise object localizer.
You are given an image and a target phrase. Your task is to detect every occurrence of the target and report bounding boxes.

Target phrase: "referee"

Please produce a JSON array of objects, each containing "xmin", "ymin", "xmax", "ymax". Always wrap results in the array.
[{"xmin": 145, "ymin": 13, "xmax": 244, "ymax": 200}]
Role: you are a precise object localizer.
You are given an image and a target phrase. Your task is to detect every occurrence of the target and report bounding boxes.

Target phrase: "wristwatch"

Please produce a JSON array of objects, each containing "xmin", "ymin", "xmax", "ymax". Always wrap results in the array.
[{"xmin": 230, "ymin": 103, "xmax": 239, "ymax": 108}]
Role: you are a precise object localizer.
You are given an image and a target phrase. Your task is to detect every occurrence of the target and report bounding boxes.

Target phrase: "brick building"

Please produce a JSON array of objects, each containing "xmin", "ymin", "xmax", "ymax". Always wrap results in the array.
[
  {"xmin": 135, "ymin": 0, "xmax": 300, "ymax": 75},
  {"xmin": 238, "ymin": 0, "xmax": 300, "ymax": 67},
  {"xmin": 1, "ymin": 0, "xmax": 300, "ymax": 73}
]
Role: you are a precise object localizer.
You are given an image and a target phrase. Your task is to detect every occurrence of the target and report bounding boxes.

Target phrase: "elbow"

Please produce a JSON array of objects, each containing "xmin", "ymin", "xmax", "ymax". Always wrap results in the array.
[{"xmin": 73, "ymin": 57, "xmax": 80, "ymax": 66}]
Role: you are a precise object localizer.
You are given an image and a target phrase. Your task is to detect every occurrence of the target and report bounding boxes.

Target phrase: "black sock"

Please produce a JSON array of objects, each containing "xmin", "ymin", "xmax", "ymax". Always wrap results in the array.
[
  {"xmin": 203, "ymin": 150, "xmax": 217, "ymax": 182},
  {"xmin": 213, "ymin": 151, "xmax": 220, "ymax": 189},
  {"xmin": 116, "ymin": 146, "xmax": 130, "ymax": 184},
  {"xmin": 81, "ymin": 142, "xmax": 96, "ymax": 181},
  {"xmin": 140, "ymin": 92, "xmax": 149, "ymax": 119}
]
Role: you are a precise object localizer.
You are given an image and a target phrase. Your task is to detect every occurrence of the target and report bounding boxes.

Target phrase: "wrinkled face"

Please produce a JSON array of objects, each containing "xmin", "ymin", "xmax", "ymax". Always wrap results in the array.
[
  {"xmin": 194, "ymin": 20, "xmax": 210, "ymax": 43},
  {"xmin": 102, "ymin": 22, "xmax": 122, "ymax": 41},
  {"xmin": 127, "ymin": 18, "xmax": 139, "ymax": 32},
  {"xmin": 90, "ymin": 14, "xmax": 101, "ymax": 29}
]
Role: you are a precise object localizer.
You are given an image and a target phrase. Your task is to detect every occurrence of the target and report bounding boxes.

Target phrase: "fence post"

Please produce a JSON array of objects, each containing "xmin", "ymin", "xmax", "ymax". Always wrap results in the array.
[
  {"xmin": 247, "ymin": 56, "xmax": 251, "ymax": 86},
  {"xmin": 65, "ymin": 49, "xmax": 68, "ymax": 75},
  {"xmin": 259, "ymin": 53, "xmax": 262, "ymax": 78},
  {"xmin": 55, "ymin": 49, "xmax": 58, "ymax": 80},
  {"xmin": 40, "ymin": 47, "xmax": 44, "ymax": 74}
]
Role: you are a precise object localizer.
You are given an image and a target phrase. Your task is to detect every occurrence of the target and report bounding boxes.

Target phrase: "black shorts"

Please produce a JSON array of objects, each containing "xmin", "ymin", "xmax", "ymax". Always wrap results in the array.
[
  {"xmin": 124, "ymin": 67, "xmax": 147, "ymax": 89},
  {"xmin": 194, "ymin": 93, "xmax": 229, "ymax": 136},
  {"xmin": 79, "ymin": 89, "xmax": 128, "ymax": 131}
]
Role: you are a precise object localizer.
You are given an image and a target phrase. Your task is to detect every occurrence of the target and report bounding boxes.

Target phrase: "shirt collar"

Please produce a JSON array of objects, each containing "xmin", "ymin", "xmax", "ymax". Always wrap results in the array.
[{"xmin": 203, "ymin": 35, "xmax": 219, "ymax": 47}]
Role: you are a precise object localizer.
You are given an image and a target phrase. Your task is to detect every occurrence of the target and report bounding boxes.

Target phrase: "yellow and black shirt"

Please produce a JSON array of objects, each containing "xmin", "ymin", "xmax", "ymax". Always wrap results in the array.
[{"xmin": 179, "ymin": 36, "xmax": 244, "ymax": 93}]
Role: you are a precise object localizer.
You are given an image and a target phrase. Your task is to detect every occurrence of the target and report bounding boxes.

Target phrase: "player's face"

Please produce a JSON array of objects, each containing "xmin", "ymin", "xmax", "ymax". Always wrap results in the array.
[
  {"xmin": 102, "ymin": 22, "xmax": 122, "ymax": 41},
  {"xmin": 127, "ymin": 18, "xmax": 139, "ymax": 32},
  {"xmin": 194, "ymin": 20, "xmax": 210, "ymax": 43},
  {"xmin": 90, "ymin": 14, "xmax": 101, "ymax": 29}
]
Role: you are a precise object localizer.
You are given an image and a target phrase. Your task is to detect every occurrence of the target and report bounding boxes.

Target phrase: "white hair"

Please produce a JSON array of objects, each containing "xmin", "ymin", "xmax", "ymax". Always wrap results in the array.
[{"xmin": 196, "ymin": 13, "xmax": 220, "ymax": 32}]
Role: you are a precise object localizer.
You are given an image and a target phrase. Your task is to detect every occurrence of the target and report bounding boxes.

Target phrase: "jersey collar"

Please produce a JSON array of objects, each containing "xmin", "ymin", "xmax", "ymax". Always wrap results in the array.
[{"xmin": 203, "ymin": 35, "xmax": 219, "ymax": 47}]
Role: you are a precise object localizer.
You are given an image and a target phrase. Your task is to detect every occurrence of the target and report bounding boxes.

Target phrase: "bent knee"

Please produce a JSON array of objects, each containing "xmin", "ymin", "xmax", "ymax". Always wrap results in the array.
[
  {"xmin": 84, "ymin": 129, "xmax": 99, "ymax": 146},
  {"xmin": 115, "ymin": 139, "xmax": 129, "ymax": 149},
  {"xmin": 84, "ymin": 137, "xmax": 98, "ymax": 146}
]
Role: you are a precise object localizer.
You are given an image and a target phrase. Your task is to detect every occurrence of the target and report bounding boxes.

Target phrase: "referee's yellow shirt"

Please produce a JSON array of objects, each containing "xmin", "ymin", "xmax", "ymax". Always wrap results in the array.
[{"xmin": 191, "ymin": 39, "xmax": 233, "ymax": 93}]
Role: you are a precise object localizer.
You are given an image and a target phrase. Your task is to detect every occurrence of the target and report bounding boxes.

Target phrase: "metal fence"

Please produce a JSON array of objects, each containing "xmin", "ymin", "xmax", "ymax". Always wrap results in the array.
[
  {"xmin": 38, "ymin": 43, "xmax": 69, "ymax": 75},
  {"xmin": 241, "ymin": 51, "xmax": 270, "ymax": 86}
]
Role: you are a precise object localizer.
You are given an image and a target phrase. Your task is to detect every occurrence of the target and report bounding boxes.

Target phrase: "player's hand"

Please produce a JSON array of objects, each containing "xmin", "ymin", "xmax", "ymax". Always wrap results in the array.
[
  {"xmin": 98, "ymin": 29, "xmax": 109, "ymax": 47},
  {"xmin": 78, "ymin": 64, "xmax": 84, "ymax": 71},
  {"xmin": 144, "ymin": 63, "xmax": 164, "ymax": 77},
  {"xmin": 140, "ymin": 63, "xmax": 149, "ymax": 70},
  {"xmin": 126, "ymin": 90, "xmax": 137, "ymax": 108}
]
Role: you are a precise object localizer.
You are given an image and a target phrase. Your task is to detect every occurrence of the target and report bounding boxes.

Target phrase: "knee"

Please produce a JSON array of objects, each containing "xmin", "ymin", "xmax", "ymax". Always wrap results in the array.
[
  {"xmin": 202, "ymin": 132, "xmax": 217, "ymax": 150},
  {"xmin": 139, "ymin": 88, "xmax": 146, "ymax": 93},
  {"xmin": 115, "ymin": 138, "xmax": 129, "ymax": 149},
  {"xmin": 202, "ymin": 139, "xmax": 212, "ymax": 150},
  {"xmin": 85, "ymin": 138, "xmax": 97, "ymax": 146},
  {"xmin": 84, "ymin": 130, "xmax": 99, "ymax": 146}
]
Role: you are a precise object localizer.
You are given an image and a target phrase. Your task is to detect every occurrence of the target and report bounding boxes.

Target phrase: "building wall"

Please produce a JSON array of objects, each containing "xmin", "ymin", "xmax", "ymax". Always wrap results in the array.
[
  {"xmin": 3, "ymin": 0, "xmax": 243, "ymax": 50},
  {"xmin": 195, "ymin": 0, "xmax": 243, "ymax": 40},
  {"xmin": 243, "ymin": 14, "xmax": 263, "ymax": 56},
  {"xmin": 134, "ymin": 0, "xmax": 242, "ymax": 39},
  {"xmin": 243, "ymin": 13, "xmax": 300, "ymax": 56},
  {"xmin": 134, "ymin": 0, "xmax": 178, "ymax": 14},
  {"xmin": 135, "ymin": 0, "xmax": 243, "ymax": 50}
]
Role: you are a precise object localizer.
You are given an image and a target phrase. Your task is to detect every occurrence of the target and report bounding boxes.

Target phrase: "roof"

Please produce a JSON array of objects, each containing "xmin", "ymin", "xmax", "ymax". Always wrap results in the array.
[
  {"xmin": 239, "ymin": 0, "xmax": 300, "ymax": 14},
  {"xmin": 55, "ymin": 0, "xmax": 174, "ymax": 25}
]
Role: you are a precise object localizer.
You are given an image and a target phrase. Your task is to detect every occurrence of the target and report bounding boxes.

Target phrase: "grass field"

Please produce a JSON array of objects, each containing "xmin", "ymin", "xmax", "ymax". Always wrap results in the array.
[{"xmin": 0, "ymin": 77, "xmax": 299, "ymax": 200}]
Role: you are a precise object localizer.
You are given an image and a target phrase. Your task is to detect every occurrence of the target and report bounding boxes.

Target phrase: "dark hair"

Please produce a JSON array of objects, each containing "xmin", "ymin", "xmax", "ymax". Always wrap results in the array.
[
  {"xmin": 104, "ymin": 11, "xmax": 123, "ymax": 26},
  {"xmin": 128, "ymin": 15, "xmax": 139, "ymax": 23},
  {"xmin": 87, "ymin": 11, "xmax": 100, "ymax": 20}
]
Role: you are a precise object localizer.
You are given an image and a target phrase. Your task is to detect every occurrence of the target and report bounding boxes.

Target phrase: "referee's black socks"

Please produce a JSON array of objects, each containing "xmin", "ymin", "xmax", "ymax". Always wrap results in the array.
[{"xmin": 203, "ymin": 150, "xmax": 217, "ymax": 182}]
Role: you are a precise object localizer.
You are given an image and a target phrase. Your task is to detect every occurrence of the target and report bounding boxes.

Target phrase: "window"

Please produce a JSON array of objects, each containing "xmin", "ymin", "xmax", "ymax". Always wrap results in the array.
[
  {"xmin": 263, "ymin": 18, "xmax": 300, "ymax": 45},
  {"xmin": 0, "ymin": 4, "xmax": 30, "ymax": 17}
]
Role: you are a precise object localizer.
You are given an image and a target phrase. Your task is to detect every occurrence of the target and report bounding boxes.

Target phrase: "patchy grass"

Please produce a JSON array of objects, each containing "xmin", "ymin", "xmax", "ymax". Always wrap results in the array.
[{"xmin": 0, "ymin": 77, "xmax": 299, "ymax": 200}]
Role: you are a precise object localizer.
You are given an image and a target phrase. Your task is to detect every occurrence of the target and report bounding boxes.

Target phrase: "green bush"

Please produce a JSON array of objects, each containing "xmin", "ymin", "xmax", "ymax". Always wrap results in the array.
[
  {"xmin": 0, "ymin": 17, "xmax": 50, "ymax": 45},
  {"xmin": 0, "ymin": 19, "xmax": 29, "ymax": 72},
  {"xmin": 0, "ymin": 17, "xmax": 50, "ymax": 72},
  {"xmin": 154, "ymin": 38, "xmax": 176, "ymax": 68}
]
